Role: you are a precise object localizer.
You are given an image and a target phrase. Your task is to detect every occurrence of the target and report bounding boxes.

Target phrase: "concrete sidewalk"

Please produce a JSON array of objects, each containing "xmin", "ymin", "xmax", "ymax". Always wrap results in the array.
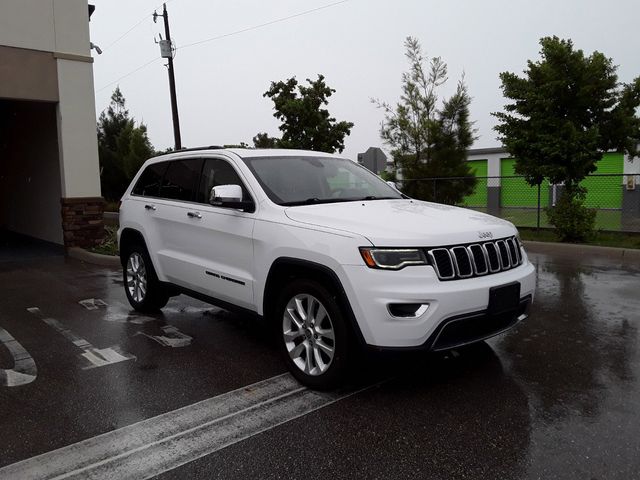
[{"xmin": 524, "ymin": 240, "xmax": 640, "ymax": 266}]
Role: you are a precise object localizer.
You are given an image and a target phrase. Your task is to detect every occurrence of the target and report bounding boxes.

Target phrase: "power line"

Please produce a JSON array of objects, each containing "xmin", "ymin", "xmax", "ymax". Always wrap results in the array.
[
  {"xmin": 100, "ymin": 0, "xmax": 176, "ymax": 52},
  {"xmin": 102, "ymin": 15, "xmax": 151, "ymax": 52},
  {"xmin": 178, "ymin": 0, "xmax": 350, "ymax": 51},
  {"xmin": 95, "ymin": 57, "xmax": 161, "ymax": 93},
  {"xmin": 94, "ymin": 0, "xmax": 351, "ymax": 94}
]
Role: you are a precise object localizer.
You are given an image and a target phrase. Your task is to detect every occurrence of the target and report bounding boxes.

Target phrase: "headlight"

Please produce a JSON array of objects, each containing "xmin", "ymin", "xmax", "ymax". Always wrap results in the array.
[{"xmin": 359, "ymin": 247, "xmax": 428, "ymax": 270}]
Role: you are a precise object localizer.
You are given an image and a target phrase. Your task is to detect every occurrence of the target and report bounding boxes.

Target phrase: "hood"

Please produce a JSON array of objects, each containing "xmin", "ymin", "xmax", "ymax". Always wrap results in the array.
[{"xmin": 284, "ymin": 199, "xmax": 516, "ymax": 246}]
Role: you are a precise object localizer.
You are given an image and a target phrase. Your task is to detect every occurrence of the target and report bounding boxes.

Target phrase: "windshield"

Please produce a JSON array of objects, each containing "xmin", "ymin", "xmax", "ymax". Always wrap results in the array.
[{"xmin": 241, "ymin": 156, "xmax": 403, "ymax": 206}]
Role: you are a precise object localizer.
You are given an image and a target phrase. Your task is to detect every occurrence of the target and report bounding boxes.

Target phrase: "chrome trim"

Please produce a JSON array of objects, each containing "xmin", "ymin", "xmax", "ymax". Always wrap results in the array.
[
  {"xmin": 483, "ymin": 242, "xmax": 501, "ymax": 273},
  {"xmin": 511, "ymin": 237, "xmax": 522, "ymax": 264},
  {"xmin": 387, "ymin": 303, "xmax": 430, "ymax": 319},
  {"xmin": 451, "ymin": 246, "xmax": 473, "ymax": 278},
  {"xmin": 495, "ymin": 240, "xmax": 511, "ymax": 269},
  {"xmin": 467, "ymin": 244, "xmax": 489, "ymax": 275},
  {"xmin": 427, "ymin": 236, "xmax": 521, "ymax": 280},
  {"xmin": 427, "ymin": 248, "xmax": 455, "ymax": 280}
]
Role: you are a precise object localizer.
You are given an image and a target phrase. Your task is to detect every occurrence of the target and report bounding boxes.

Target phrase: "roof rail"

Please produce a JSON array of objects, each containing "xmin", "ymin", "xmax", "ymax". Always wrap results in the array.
[{"xmin": 176, "ymin": 145, "xmax": 225, "ymax": 153}]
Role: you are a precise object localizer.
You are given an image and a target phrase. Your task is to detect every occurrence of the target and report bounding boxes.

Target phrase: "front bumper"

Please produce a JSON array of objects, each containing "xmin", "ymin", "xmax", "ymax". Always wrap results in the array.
[{"xmin": 339, "ymin": 257, "xmax": 536, "ymax": 348}]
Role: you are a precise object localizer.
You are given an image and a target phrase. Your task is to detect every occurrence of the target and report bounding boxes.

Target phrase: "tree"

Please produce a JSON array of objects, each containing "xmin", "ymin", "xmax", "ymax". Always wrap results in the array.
[
  {"xmin": 97, "ymin": 87, "xmax": 155, "ymax": 200},
  {"xmin": 252, "ymin": 132, "xmax": 279, "ymax": 149},
  {"xmin": 261, "ymin": 75, "xmax": 354, "ymax": 153},
  {"xmin": 494, "ymin": 36, "xmax": 640, "ymax": 240},
  {"xmin": 373, "ymin": 37, "xmax": 476, "ymax": 204}
]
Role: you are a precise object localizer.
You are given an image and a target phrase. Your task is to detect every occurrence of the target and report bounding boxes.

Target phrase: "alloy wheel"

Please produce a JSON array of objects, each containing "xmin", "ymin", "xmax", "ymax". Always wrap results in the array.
[
  {"xmin": 282, "ymin": 294, "xmax": 336, "ymax": 376},
  {"xmin": 126, "ymin": 252, "xmax": 147, "ymax": 303}
]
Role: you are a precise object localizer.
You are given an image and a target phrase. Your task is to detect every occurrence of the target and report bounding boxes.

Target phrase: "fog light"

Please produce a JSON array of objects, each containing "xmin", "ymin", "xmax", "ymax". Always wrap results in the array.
[{"xmin": 388, "ymin": 303, "xmax": 429, "ymax": 318}]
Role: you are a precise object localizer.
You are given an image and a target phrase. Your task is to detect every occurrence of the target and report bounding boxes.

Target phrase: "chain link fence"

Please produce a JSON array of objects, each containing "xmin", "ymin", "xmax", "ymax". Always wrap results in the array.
[{"xmin": 399, "ymin": 174, "xmax": 640, "ymax": 233}]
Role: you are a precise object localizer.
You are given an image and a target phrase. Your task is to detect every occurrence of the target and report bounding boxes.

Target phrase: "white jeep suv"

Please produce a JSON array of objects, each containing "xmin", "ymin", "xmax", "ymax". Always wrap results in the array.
[{"xmin": 118, "ymin": 148, "xmax": 535, "ymax": 388}]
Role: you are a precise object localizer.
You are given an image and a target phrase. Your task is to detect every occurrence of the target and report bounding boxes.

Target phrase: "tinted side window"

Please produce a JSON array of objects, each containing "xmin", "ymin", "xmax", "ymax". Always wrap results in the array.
[
  {"xmin": 197, "ymin": 159, "xmax": 249, "ymax": 204},
  {"xmin": 132, "ymin": 161, "xmax": 169, "ymax": 197},
  {"xmin": 159, "ymin": 158, "xmax": 203, "ymax": 202}
]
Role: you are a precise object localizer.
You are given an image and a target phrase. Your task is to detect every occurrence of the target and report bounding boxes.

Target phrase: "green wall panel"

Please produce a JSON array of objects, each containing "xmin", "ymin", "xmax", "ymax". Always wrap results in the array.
[
  {"xmin": 500, "ymin": 158, "xmax": 549, "ymax": 208},
  {"xmin": 462, "ymin": 159, "xmax": 488, "ymax": 207},
  {"xmin": 580, "ymin": 153, "xmax": 623, "ymax": 209}
]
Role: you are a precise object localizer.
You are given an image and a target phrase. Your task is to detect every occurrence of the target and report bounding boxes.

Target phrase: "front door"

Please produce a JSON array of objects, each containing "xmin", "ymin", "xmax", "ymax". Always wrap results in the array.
[{"xmin": 157, "ymin": 156, "xmax": 256, "ymax": 310}]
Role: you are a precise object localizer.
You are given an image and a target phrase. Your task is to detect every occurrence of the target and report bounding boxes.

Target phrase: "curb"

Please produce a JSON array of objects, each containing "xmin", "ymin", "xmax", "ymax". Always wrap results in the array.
[
  {"xmin": 67, "ymin": 247, "xmax": 121, "ymax": 268},
  {"xmin": 523, "ymin": 240, "xmax": 640, "ymax": 264}
]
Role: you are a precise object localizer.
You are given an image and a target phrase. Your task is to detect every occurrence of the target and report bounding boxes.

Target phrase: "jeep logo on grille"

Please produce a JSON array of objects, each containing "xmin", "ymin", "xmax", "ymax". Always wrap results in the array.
[{"xmin": 478, "ymin": 231, "xmax": 493, "ymax": 239}]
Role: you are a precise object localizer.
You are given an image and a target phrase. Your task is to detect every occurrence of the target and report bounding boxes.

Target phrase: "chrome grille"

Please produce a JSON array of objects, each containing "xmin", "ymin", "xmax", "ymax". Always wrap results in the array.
[
  {"xmin": 483, "ymin": 242, "xmax": 501, "ymax": 272},
  {"xmin": 426, "ymin": 236, "xmax": 523, "ymax": 281}
]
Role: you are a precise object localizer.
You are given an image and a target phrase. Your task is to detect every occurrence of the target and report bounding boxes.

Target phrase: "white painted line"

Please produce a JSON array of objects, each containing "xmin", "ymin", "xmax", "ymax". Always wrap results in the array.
[
  {"xmin": 27, "ymin": 307, "xmax": 135, "ymax": 369},
  {"xmin": 0, "ymin": 373, "xmax": 371, "ymax": 480},
  {"xmin": 163, "ymin": 306, "xmax": 213, "ymax": 315},
  {"xmin": 135, "ymin": 325, "xmax": 193, "ymax": 348},
  {"xmin": 78, "ymin": 299, "xmax": 108, "ymax": 311},
  {"xmin": 0, "ymin": 326, "xmax": 37, "ymax": 387}
]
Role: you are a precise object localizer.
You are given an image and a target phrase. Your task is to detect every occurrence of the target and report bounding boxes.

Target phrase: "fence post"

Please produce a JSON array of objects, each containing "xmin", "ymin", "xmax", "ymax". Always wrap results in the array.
[{"xmin": 537, "ymin": 181, "xmax": 541, "ymax": 231}]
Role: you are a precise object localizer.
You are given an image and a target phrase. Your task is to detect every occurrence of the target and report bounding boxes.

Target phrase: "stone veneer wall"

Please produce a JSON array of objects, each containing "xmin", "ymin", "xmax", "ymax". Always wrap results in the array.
[{"xmin": 60, "ymin": 197, "xmax": 105, "ymax": 248}]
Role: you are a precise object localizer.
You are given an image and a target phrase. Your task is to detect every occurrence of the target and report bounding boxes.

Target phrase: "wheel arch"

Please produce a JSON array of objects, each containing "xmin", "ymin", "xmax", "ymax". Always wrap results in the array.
[
  {"xmin": 263, "ymin": 257, "xmax": 366, "ymax": 346},
  {"xmin": 118, "ymin": 228, "xmax": 148, "ymax": 267}
]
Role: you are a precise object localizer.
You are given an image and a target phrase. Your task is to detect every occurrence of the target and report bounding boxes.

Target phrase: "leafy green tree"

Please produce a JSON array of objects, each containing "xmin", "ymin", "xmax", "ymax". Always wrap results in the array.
[
  {"xmin": 97, "ymin": 87, "xmax": 155, "ymax": 200},
  {"xmin": 252, "ymin": 132, "xmax": 279, "ymax": 149},
  {"xmin": 223, "ymin": 143, "xmax": 250, "ymax": 149},
  {"xmin": 373, "ymin": 37, "xmax": 476, "ymax": 204},
  {"xmin": 261, "ymin": 75, "xmax": 354, "ymax": 153},
  {"xmin": 494, "ymin": 36, "xmax": 640, "ymax": 240}
]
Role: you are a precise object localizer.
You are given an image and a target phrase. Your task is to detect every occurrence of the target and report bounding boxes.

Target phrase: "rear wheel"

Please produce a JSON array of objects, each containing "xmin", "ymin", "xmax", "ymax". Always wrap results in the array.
[
  {"xmin": 123, "ymin": 245, "xmax": 169, "ymax": 313},
  {"xmin": 276, "ymin": 279, "xmax": 350, "ymax": 389}
]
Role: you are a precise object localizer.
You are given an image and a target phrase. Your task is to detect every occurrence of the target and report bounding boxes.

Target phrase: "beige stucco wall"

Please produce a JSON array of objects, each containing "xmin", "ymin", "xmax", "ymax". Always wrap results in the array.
[
  {"xmin": 56, "ymin": 58, "xmax": 101, "ymax": 198},
  {"xmin": 0, "ymin": 0, "xmax": 101, "ymax": 199},
  {"xmin": 0, "ymin": 0, "xmax": 91, "ymax": 56},
  {"xmin": 0, "ymin": 46, "xmax": 59, "ymax": 102}
]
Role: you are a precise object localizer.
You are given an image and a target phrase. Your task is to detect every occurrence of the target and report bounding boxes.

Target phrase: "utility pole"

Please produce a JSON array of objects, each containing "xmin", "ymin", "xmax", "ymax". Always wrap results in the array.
[{"xmin": 154, "ymin": 3, "xmax": 182, "ymax": 150}]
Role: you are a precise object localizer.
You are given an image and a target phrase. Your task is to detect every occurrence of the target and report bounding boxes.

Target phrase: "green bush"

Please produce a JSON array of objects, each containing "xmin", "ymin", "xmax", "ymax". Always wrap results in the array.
[
  {"xmin": 546, "ymin": 186, "xmax": 596, "ymax": 242},
  {"xmin": 89, "ymin": 226, "xmax": 118, "ymax": 256}
]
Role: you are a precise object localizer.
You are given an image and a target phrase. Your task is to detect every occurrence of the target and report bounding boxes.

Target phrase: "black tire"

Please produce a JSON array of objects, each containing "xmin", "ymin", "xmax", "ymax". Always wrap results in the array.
[
  {"xmin": 123, "ymin": 243, "xmax": 169, "ymax": 313},
  {"xmin": 275, "ymin": 279, "xmax": 350, "ymax": 389}
]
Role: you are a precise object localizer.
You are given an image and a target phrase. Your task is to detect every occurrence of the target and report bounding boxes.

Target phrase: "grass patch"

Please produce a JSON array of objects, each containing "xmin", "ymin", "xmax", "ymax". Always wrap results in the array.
[
  {"xmin": 89, "ymin": 226, "xmax": 118, "ymax": 256},
  {"xmin": 520, "ymin": 227, "xmax": 640, "ymax": 250}
]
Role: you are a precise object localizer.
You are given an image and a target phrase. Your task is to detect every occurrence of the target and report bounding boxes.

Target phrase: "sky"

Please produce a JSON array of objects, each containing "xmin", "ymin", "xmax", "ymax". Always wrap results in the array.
[{"xmin": 89, "ymin": 0, "xmax": 640, "ymax": 160}]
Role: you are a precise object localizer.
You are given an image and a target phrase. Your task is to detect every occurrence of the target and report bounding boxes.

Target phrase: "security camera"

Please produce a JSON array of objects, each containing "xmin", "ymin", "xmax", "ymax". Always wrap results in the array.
[{"xmin": 90, "ymin": 42, "xmax": 102, "ymax": 55}]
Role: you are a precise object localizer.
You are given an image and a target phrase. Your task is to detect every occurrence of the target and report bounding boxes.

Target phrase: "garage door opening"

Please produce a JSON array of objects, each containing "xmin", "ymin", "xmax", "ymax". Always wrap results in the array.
[{"xmin": 0, "ymin": 99, "xmax": 65, "ymax": 258}]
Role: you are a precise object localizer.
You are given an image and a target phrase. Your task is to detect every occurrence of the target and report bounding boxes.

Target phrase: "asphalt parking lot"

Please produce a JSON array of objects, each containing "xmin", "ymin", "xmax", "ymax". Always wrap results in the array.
[{"xmin": 0, "ymin": 246, "xmax": 638, "ymax": 479}]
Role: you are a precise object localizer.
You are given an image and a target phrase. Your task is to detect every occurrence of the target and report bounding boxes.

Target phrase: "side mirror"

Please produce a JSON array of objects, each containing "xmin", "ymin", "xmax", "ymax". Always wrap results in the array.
[
  {"xmin": 209, "ymin": 184, "xmax": 254, "ymax": 212},
  {"xmin": 386, "ymin": 180, "xmax": 398, "ymax": 190}
]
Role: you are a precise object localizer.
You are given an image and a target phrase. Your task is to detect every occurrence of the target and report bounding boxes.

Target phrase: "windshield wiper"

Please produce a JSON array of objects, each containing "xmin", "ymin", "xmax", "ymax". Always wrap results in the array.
[
  {"xmin": 281, "ymin": 198, "xmax": 331, "ymax": 206},
  {"xmin": 359, "ymin": 196, "xmax": 399, "ymax": 201},
  {"xmin": 282, "ymin": 196, "xmax": 400, "ymax": 206},
  {"xmin": 281, "ymin": 197, "xmax": 358, "ymax": 206}
]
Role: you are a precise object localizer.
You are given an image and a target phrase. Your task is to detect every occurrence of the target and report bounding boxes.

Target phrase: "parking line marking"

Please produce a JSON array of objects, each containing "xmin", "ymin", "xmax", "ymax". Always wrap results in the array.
[
  {"xmin": 135, "ymin": 325, "xmax": 193, "ymax": 348},
  {"xmin": 27, "ymin": 307, "xmax": 136, "ymax": 369},
  {"xmin": 0, "ymin": 373, "xmax": 371, "ymax": 479},
  {"xmin": 0, "ymin": 326, "xmax": 37, "ymax": 387},
  {"xmin": 78, "ymin": 299, "xmax": 108, "ymax": 311}
]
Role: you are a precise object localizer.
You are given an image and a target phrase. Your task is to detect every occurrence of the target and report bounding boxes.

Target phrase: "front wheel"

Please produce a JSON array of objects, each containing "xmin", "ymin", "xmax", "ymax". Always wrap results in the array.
[
  {"xmin": 276, "ymin": 280, "xmax": 350, "ymax": 389},
  {"xmin": 123, "ymin": 245, "xmax": 169, "ymax": 313}
]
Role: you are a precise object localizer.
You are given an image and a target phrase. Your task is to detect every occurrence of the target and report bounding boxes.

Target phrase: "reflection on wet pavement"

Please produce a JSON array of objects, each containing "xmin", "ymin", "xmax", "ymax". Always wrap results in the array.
[
  {"xmin": 0, "ymin": 252, "xmax": 639, "ymax": 479},
  {"xmin": 494, "ymin": 253, "xmax": 640, "ymax": 479}
]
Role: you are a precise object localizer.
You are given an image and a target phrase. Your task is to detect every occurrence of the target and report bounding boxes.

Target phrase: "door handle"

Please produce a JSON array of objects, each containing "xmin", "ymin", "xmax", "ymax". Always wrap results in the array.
[
  {"xmin": 187, "ymin": 211, "xmax": 202, "ymax": 219},
  {"xmin": 144, "ymin": 204, "xmax": 156, "ymax": 211}
]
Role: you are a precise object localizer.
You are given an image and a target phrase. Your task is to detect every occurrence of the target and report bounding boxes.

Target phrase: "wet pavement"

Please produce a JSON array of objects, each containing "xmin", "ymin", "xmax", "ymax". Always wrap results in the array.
[{"xmin": 0, "ymin": 248, "xmax": 638, "ymax": 479}]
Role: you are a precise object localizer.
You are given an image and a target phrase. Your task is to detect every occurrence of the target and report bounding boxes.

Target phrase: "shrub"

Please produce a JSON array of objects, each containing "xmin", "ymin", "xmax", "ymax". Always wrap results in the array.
[{"xmin": 546, "ymin": 186, "xmax": 596, "ymax": 242}]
